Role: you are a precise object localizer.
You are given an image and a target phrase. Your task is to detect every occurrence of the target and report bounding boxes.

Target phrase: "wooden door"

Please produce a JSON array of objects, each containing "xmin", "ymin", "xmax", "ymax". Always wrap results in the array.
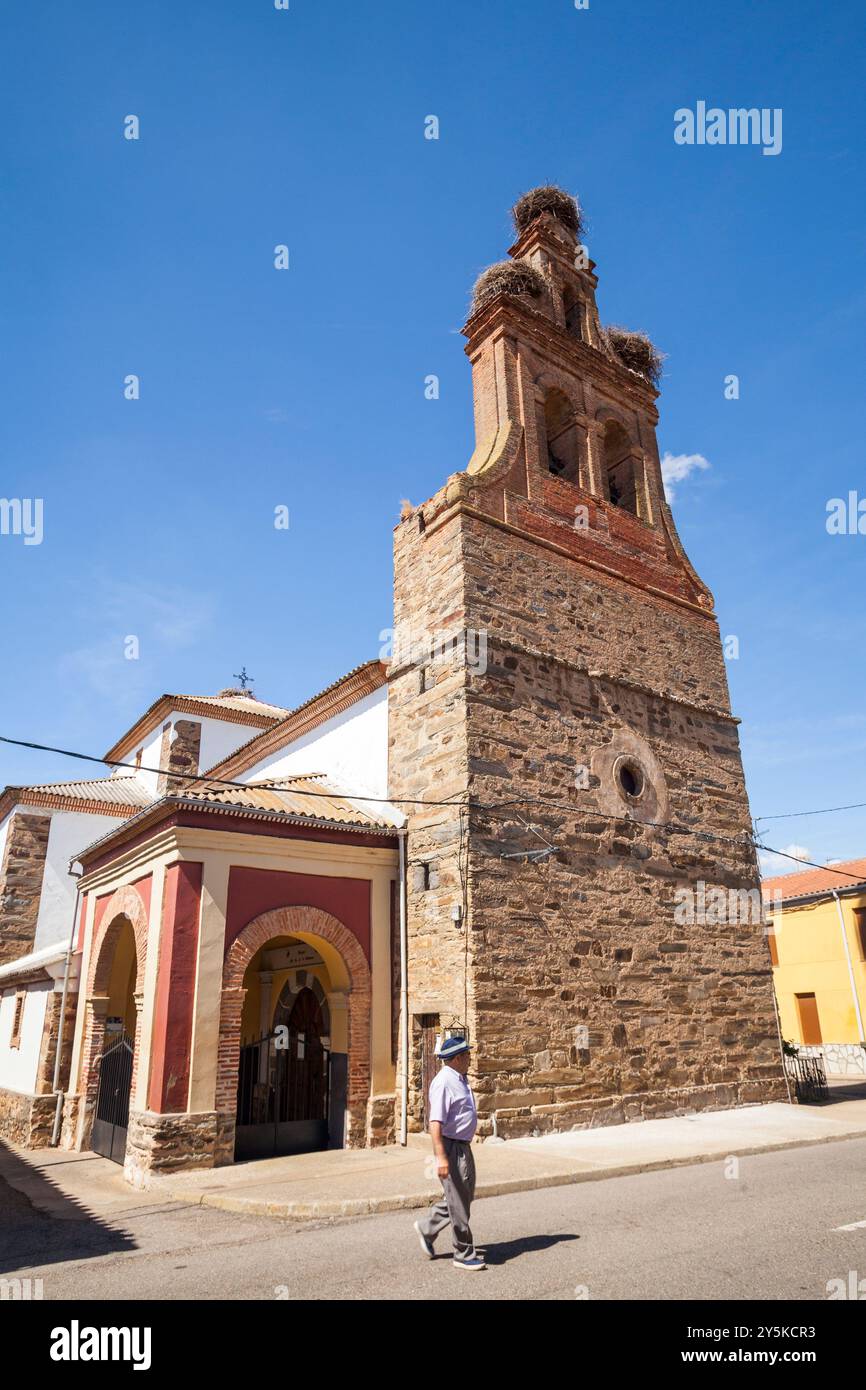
[
  {"xmin": 419, "ymin": 1013, "xmax": 440, "ymax": 1129},
  {"xmin": 796, "ymin": 993, "xmax": 823, "ymax": 1046}
]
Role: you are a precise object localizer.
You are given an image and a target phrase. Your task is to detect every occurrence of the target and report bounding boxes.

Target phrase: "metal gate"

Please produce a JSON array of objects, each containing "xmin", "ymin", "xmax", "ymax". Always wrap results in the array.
[
  {"xmin": 92, "ymin": 1031, "xmax": 134, "ymax": 1164},
  {"xmin": 786, "ymin": 1053, "xmax": 830, "ymax": 1103},
  {"xmin": 235, "ymin": 990, "xmax": 330, "ymax": 1161},
  {"xmin": 418, "ymin": 1013, "xmax": 440, "ymax": 1130}
]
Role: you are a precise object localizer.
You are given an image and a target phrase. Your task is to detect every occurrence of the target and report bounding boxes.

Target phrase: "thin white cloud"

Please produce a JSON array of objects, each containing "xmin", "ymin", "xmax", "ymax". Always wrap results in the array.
[
  {"xmin": 58, "ymin": 579, "xmax": 214, "ymax": 700},
  {"xmin": 661, "ymin": 451, "xmax": 710, "ymax": 502},
  {"xmin": 759, "ymin": 843, "xmax": 812, "ymax": 876}
]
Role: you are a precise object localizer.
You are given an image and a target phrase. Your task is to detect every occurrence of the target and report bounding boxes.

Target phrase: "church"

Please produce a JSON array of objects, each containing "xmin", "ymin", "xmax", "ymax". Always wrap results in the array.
[{"xmin": 0, "ymin": 187, "xmax": 786, "ymax": 1187}]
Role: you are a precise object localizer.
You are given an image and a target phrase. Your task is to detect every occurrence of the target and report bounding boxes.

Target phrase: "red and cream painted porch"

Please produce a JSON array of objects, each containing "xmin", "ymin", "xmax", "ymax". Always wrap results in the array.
[{"xmin": 65, "ymin": 804, "xmax": 400, "ymax": 1187}]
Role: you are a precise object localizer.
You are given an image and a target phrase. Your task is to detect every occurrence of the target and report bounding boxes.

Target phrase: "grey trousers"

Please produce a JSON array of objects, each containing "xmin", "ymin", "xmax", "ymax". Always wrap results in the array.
[{"xmin": 419, "ymin": 1137, "xmax": 476, "ymax": 1260}]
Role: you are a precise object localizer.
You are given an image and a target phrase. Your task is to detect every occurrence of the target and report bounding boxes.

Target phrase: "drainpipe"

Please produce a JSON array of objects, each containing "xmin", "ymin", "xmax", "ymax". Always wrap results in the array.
[
  {"xmin": 398, "ymin": 829, "xmax": 409, "ymax": 1146},
  {"xmin": 833, "ymin": 890, "xmax": 866, "ymax": 1044},
  {"xmin": 50, "ymin": 861, "xmax": 84, "ymax": 1147}
]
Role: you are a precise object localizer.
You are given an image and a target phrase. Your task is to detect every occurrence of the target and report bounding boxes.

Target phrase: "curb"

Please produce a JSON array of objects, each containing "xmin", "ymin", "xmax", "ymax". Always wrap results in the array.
[{"xmin": 162, "ymin": 1124, "xmax": 866, "ymax": 1222}]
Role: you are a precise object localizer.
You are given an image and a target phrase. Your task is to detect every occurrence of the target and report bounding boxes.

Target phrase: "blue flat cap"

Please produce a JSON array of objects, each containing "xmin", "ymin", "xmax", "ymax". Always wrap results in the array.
[{"xmin": 437, "ymin": 1035, "xmax": 470, "ymax": 1059}]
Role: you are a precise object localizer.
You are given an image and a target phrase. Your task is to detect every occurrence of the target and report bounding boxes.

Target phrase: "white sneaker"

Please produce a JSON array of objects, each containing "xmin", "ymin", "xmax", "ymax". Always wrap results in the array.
[
  {"xmin": 453, "ymin": 1254, "xmax": 486, "ymax": 1270},
  {"xmin": 414, "ymin": 1220, "xmax": 435, "ymax": 1259}
]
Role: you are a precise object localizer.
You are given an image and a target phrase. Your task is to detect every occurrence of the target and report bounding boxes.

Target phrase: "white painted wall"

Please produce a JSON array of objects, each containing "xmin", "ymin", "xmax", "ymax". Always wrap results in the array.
[
  {"xmin": 199, "ymin": 716, "xmax": 263, "ymax": 776},
  {"xmin": 0, "ymin": 811, "xmax": 11, "ymax": 873},
  {"xmin": 0, "ymin": 981, "xmax": 50, "ymax": 1095},
  {"xmin": 34, "ymin": 810, "xmax": 120, "ymax": 952},
  {"xmin": 128, "ymin": 722, "xmax": 168, "ymax": 798},
  {"xmin": 239, "ymin": 688, "xmax": 389, "ymax": 799},
  {"xmin": 114, "ymin": 712, "xmax": 271, "ymax": 798}
]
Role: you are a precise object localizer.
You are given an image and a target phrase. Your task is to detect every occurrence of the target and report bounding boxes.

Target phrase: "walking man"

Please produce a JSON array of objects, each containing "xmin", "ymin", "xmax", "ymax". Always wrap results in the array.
[{"xmin": 414, "ymin": 1035, "xmax": 485, "ymax": 1270}]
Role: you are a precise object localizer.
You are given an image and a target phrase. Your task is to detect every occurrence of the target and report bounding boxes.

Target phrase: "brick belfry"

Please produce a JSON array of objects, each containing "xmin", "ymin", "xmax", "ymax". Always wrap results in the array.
[{"xmin": 388, "ymin": 186, "xmax": 786, "ymax": 1137}]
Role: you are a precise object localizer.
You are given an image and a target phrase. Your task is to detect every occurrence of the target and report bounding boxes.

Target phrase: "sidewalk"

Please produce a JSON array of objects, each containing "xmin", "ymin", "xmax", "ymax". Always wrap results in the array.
[
  {"xmin": 4, "ymin": 1096, "xmax": 865, "ymax": 1227},
  {"xmin": 153, "ymin": 1097, "xmax": 866, "ymax": 1220}
]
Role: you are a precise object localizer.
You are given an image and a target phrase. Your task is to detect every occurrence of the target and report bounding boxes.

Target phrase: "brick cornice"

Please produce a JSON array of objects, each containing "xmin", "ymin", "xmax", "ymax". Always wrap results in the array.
[
  {"xmin": 0, "ymin": 788, "xmax": 139, "ymax": 823},
  {"xmin": 463, "ymin": 294, "xmax": 659, "ymax": 414},
  {"xmin": 421, "ymin": 500, "xmax": 718, "ymax": 621}
]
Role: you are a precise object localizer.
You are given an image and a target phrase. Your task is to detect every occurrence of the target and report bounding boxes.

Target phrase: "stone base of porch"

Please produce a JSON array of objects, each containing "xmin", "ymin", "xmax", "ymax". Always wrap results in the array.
[
  {"xmin": 365, "ymin": 1092, "xmax": 397, "ymax": 1146},
  {"xmin": 123, "ymin": 1109, "xmax": 232, "ymax": 1189}
]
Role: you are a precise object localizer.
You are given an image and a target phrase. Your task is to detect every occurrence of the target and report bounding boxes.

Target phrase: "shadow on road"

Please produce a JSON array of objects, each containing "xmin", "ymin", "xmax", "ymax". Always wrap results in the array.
[
  {"xmin": 825, "ymin": 1078, "xmax": 866, "ymax": 1102},
  {"xmin": 481, "ymin": 1231, "xmax": 580, "ymax": 1266},
  {"xmin": 0, "ymin": 1140, "xmax": 137, "ymax": 1276}
]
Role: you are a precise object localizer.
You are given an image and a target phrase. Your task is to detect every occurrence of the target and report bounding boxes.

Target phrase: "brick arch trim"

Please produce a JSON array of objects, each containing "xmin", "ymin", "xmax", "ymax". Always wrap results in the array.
[
  {"xmin": 533, "ymin": 370, "xmax": 584, "ymax": 415},
  {"xmin": 86, "ymin": 883, "xmax": 149, "ymax": 997},
  {"xmin": 594, "ymin": 402, "xmax": 636, "ymax": 439},
  {"xmin": 217, "ymin": 906, "xmax": 371, "ymax": 1115}
]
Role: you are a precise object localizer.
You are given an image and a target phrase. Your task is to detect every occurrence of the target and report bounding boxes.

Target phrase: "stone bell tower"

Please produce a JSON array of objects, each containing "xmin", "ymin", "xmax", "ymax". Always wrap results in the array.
[{"xmin": 388, "ymin": 186, "xmax": 786, "ymax": 1137}]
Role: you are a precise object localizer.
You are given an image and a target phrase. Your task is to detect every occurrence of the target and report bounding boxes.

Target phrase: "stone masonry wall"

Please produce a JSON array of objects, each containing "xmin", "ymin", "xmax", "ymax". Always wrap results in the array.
[
  {"xmin": 157, "ymin": 719, "xmax": 202, "ymax": 796},
  {"xmin": 0, "ymin": 1087, "xmax": 57, "ymax": 1147},
  {"xmin": 391, "ymin": 503, "xmax": 786, "ymax": 1136},
  {"xmin": 388, "ymin": 509, "xmax": 474, "ymax": 1129},
  {"xmin": 123, "ymin": 1109, "xmax": 226, "ymax": 1189},
  {"xmin": 0, "ymin": 812, "xmax": 51, "ymax": 965}
]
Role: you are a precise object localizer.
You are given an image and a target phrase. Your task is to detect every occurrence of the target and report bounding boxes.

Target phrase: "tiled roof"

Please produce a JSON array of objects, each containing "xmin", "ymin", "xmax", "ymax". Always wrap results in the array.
[
  {"xmin": 75, "ymin": 770, "xmax": 403, "ymax": 868},
  {"xmin": 186, "ymin": 773, "xmax": 402, "ymax": 831},
  {"xmin": 171, "ymin": 693, "xmax": 290, "ymax": 719},
  {"xmin": 103, "ymin": 692, "xmax": 290, "ymax": 763},
  {"xmin": 24, "ymin": 776, "xmax": 151, "ymax": 807},
  {"xmin": 761, "ymin": 856, "xmax": 866, "ymax": 902},
  {"xmin": 0, "ymin": 775, "xmax": 151, "ymax": 820}
]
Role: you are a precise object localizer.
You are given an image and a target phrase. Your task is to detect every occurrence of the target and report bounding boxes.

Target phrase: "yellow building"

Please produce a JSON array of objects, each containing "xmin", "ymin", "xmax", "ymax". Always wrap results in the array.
[{"xmin": 763, "ymin": 857, "xmax": 866, "ymax": 1077}]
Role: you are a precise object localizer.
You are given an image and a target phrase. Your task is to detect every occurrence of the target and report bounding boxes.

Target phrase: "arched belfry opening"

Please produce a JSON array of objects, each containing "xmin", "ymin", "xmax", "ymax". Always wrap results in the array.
[
  {"xmin": 602, "ymin": 419, "xmax": 641, "ymax": 515},
  {"xmin": 540, "ymin": 388, "xmax": 583, "ymax": 485},
  {"xmin": 562, "ymin": 283, "xmax": 583, "ymax": 341}
]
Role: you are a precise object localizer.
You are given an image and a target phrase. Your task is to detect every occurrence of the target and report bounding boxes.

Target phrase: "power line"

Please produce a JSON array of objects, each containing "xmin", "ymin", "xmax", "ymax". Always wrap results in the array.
[
  {"xmin": 2, "ymin": 731, "xmax": 863, "ymax": 881},
  {"xmin": 0, "ymin": 731, "xmax": 753, "ymax": 848},
  {"xmin": 754, "ymin": 843, "xmax": 865, "ymax": 882},
  {"xmin": 755, "ymin": 799, "xmax": 866, "ymax": 826}
]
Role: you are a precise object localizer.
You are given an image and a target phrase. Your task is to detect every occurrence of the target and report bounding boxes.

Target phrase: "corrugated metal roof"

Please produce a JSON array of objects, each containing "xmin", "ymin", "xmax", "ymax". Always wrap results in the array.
[
  {"xmin": 22, "ymin": 776, "xmax": 151, "ymax": 808},
  {"xmin": 761, "ymin": 856, "xmax": 866, "ymax": 902},
  {"xmin": 186, "ymin": 773, "xmax": 402, "ymax": 830}
]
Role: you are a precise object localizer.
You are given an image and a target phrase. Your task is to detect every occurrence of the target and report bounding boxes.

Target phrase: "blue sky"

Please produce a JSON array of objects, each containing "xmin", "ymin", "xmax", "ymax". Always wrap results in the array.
[{"xmin": 1, "ymin": 0, "xmax": 864, "ymax": 873}]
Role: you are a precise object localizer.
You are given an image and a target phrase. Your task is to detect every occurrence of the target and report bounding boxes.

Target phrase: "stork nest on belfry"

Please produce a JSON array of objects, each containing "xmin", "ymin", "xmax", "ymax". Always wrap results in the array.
[
  {"xmin": 471, "ymin": 259, "xmax": 547, "ymax": 315},
  {"xmin": 511, "ymin": 185, "xmax": 584, "ymax": 239},
  {"xmin": 602, "ymin": 325, "xmax": 664, "ymax": 388}
]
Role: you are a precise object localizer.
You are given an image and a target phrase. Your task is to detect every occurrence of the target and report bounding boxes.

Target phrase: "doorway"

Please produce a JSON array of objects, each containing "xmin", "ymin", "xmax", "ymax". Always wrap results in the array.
[
  {"xmin": 235, "ymin": 987, "xmax": 330, "ymax": 1160},
  {"xmin": 92, "ymin": 1030, "xmax": 134, "ymax": 1163}
]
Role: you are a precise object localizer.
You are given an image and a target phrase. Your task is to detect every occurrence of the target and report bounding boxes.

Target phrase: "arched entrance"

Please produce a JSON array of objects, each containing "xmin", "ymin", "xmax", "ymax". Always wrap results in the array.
[
  {"xmin": 236, "ymin": 982, "xmax": 331, "ymax": 1159},
  {"xmin": 78, "ymin": 884, "xmax": 148, "ymax": 1162},
  {"xmin": 217, "ymin": 906, "xmax": 371, "ymax": 1160}
]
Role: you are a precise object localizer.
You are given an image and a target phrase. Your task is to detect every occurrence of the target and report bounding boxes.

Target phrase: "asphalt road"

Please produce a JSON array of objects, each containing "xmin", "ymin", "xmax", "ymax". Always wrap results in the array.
[{"xmin": 3, "ymin": 1137, "xmax": 866, "ymax": 1301}]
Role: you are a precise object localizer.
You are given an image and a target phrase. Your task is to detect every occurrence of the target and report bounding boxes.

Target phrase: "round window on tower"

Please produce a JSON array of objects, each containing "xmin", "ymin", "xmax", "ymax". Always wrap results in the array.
[{"xmin": 616, "ymin": 759, "xmax": 644, "ymax": 800}]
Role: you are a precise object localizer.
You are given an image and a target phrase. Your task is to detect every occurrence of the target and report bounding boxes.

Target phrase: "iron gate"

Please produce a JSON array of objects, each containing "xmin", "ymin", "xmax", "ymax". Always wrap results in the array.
[
  {"xmin": 92, "ymin": 1031, "xmax": 134, "ymax": 1164},
  {"xmin": 418, "ymin": 1014, "xmax": 440, "ymax": 1130},
  {"xmin": 235, "ymin": 1028, "xmax": 330, "ymax": 1161},
  {"xmin": 786, "ymin": 1053, "xmax": 830, "ymax": 1104}
]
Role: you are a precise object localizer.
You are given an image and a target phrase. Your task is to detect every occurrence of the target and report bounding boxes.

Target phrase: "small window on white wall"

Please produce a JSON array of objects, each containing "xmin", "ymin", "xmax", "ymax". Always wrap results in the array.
[{"xmin": 10, "ymin": 990, "xmax": 25, "ymax": 1048}]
